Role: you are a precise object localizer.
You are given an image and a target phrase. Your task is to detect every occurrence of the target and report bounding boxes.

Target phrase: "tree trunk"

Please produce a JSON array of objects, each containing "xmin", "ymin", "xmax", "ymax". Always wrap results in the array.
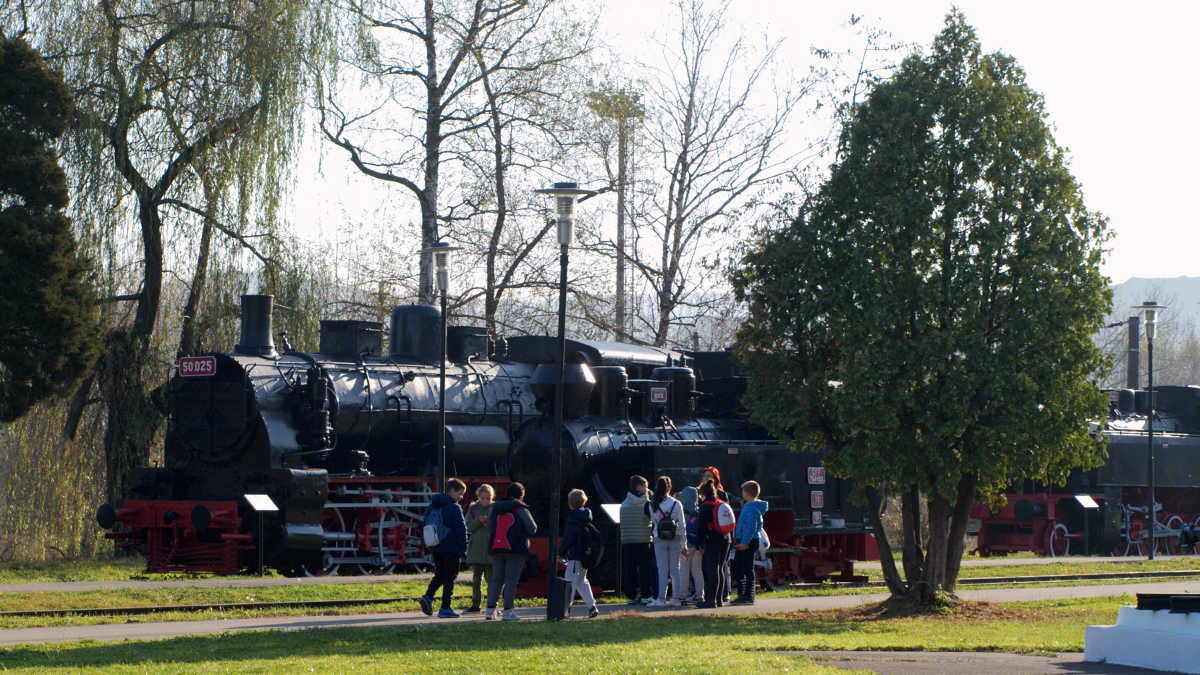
[
  {"xmin": 901, "ymin": 486, "xmax": 924, "ymax": 584},
  {"xmin": 102, "ymin": 198, "xmax": 167, "ymax": 505},
  {"xmin": 178, "ymin": 184, "xmax": 216, "ymax": 355},
  {"xmin": 943, "ymin": 473, "xmax": 978, "ymax": 592},
  {"xmin": 924, "ymin": 491, "xmax": 951, "ymax": 594},
  {"xmin": 866, "ymin": 489, "xmax": 908, "ymax": 597}
]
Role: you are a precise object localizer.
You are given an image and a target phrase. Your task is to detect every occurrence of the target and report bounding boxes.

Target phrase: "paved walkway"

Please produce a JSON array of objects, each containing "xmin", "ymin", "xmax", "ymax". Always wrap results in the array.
[
  {"xmin": 0, "ymin": 580, "xmax": 1194, "ymax": 648},
  {"xmin": 5, "ymin": 555, "xmax": 1191, "ymax": 594},
  {"xmin": 801, "ymin": 650, "xmax": 1161, "ymax": 674}
]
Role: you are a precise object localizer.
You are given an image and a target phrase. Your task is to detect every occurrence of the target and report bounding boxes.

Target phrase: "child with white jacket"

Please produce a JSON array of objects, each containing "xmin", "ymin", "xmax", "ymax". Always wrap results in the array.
[{"xmin": 646, "ymin": 475, "xmax": 687, "ymax": 606}]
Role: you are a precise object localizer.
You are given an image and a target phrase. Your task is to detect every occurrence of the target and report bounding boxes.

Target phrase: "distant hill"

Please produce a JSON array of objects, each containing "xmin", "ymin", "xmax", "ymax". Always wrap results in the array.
[{"xmin": 1109, "ymin": 276, "xmax": 1200, "ymax": 332}]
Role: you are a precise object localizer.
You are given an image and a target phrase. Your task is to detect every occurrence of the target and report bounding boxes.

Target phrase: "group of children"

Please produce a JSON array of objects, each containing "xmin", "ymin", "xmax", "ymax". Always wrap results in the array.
[
  {"xmin": 622, "ymin": 466, "xmax": 768, "ymax": 608},
  {"xmin": 416, "ymin": 466, "xmax": 769, "ymax": 621}
]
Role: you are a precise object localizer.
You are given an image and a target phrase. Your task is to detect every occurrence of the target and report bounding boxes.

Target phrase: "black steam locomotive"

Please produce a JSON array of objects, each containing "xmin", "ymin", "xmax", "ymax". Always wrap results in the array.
[{"xmin": 98, "ymin": 295, "xmax": 876, "ymax": 582}]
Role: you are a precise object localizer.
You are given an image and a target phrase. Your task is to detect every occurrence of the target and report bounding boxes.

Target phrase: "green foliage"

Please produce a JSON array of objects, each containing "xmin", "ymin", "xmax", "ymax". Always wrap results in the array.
[
  {"xmin": 734, "ymin": 11, "xmax": 1111, "ymax": 502},
  {"xmin": 0, "ymin": 37, "xmax": 98, "ymax": 421}
]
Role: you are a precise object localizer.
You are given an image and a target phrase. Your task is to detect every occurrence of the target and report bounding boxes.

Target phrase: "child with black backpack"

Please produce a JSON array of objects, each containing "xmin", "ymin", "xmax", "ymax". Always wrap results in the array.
[
  {"xmin": 419, "ymin": 478, "xmax": 468, "ymax": 618},
  {"xmin": 486, "ymin": 482, "xmax": 538, "ymax": 621},
  {"xmin": 646, "ymin": 475, "xmax": 687, "ymax": 607},
  {"xmin": 559, "ymin": 488, "xmax": 601, "ymax": 618},
  {"xmin": 732, "ymin": 480, "xmax": 768, "ymax": 605}
]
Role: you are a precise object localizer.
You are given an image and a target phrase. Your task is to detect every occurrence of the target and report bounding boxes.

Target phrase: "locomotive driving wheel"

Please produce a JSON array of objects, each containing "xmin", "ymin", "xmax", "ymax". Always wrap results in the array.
[
  {"xmin": 1160, "ymin": 515, "xmax": 1185, "ymax": 555},
  {"xmin": 1048, "ymin": 522, "xmax": 1070, "ymax": 557},
  {"xmin": 302, "ymin": 508, "xmax": 352, "ymax": 577}
]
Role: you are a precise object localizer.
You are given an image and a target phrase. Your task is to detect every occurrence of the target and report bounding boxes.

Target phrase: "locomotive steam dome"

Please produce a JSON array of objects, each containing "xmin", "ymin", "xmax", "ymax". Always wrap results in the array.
[{"xmin": 529, "ymin": 354, "xmax": 596, "ymax": 418}]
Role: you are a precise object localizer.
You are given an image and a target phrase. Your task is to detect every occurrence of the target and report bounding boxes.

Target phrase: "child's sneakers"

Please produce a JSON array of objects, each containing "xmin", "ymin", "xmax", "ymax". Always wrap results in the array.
[
  {"xmin": 645, "ymin": 598, "xmax": 665, "ymax": 607},
  {"xmin": 587, "ymin": 606, "xmax": 600, "ymax": 618},
  {"xmin": 463, "ymin": 606, "xmax": 480, "ymax": 613},
  {"xmin": 502, "ymin": 609, "xmax": 521, "ymax": 621},
  {"xmin": 438, "ymin": 607, "xmax": 460, "ymax": 618},
  {"xmin": 417, "ymin": 595, "xmax": 433, "ymax": 616},
  {"xmin": 665, "ymin": 598, "xmax": 682, "ymax": 607},
  {"xmin": 626, "ymin": 595, "xmax": 641, "ymax": 605},
  {"xmin": 484, "ymin": 608, "xmax": 498, "ymax": 620}
]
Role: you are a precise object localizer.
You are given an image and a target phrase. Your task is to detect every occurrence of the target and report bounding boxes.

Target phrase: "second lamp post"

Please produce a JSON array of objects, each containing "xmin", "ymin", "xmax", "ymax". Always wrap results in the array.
[
  {"xmin": 1134, "ymin": 300, "xmax": 1164, "ymax": 560},
  {"xmin": 535, "ymin": 181, "xmax": 591, "ymax": 619},
  {"xmin": 421, "ymin": 241, "xmax": 460, "ymax": 491}
]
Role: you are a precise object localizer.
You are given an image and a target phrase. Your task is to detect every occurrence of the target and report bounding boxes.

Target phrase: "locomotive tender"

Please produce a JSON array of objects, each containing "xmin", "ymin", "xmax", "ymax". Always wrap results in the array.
[{"xmin": 98, "ymin": 295, "xmax": 877, "ymax": 583}]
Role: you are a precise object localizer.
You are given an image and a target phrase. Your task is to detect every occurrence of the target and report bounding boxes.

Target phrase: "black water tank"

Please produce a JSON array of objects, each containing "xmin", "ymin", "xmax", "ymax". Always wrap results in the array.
[
  {"xmin": 390, "ymin": 305, "xmax": 441, "ymax": 362},
  {"xmin": 448, "ymin": 326, "xmax": 489, "ymax": 362},
  {"xmin": 1117, "ymin": 389, "xmax": 1136, "ymax": 414},
  {"xmin": 530, "ymin": 359, "xmax": 596, "ymax": 419},
  {"xmin": 590, "ymin": 366, "xmax": 629, "ymax": 417},
  {"xmin": 653, "ymin": 366, "xmax": 696, "ymax": 420},
  {"xmin": 235, "ymin": 294, "xmax": 277, "ymax": 358},
  {"xmin": 319, "ymin": 320, "xmax": 383, "ymax": 359}
]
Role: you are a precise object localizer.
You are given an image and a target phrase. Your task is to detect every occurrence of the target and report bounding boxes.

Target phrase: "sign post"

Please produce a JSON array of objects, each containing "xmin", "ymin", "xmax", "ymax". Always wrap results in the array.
[
  {"xmin": 600, "ymin": 503, "xmax": 621, "ymax": 597},
  {"xmin": 243, "ymin": 494, "xmax": 279, "ymax": 576}
]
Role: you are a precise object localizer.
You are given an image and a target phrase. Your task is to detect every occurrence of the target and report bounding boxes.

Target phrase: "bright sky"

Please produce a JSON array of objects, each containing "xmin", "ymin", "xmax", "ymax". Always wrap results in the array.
[
  {"xmin": 598, "ymin": 0, "xmax": 1200, "ymax": 285},
  {"xmin": 294, "ymin": 1, "xmax": 1199, "ymax": 287}
]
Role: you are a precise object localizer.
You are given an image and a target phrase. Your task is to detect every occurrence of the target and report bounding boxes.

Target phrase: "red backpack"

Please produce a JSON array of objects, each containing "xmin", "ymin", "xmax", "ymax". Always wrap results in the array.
[{"xmin": 710, "ymin": 499, "xmax": 736, "ymax": 535}]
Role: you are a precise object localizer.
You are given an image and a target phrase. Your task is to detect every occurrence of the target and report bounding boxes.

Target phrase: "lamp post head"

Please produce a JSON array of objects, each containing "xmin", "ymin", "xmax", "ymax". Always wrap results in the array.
[
  {"xmin": 1134, "ymin": 301, "xmax": 1166, "ymax": 341},
  {"xmin": 535, "ymin": 181, "xmax": 592, "ymax": 246},
  {"xmin": 419, "ymin": 241, "xmax": 461, "ymax": 293}
]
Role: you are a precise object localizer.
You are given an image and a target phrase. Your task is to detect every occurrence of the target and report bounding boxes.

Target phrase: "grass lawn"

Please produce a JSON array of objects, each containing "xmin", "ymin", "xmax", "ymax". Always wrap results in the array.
[
  {"xmin": 0, "ymin": 596, "xmax": 1123, "ymax": 674},
  {"xmin": 0, "ymin": 557, "xmax": 244, "ymax": 584}
]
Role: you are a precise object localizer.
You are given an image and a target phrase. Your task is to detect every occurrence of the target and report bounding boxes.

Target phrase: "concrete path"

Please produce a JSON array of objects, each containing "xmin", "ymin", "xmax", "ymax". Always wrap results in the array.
[
  {"xmin": 5, "ymin": 554, "xmax": 1192, "ymax": 594},
  {"xmin": 1, "ymin": 580, "xmax": 1195, "ymax": 648},
  {"xmin": 802, "ymin": 650, "xmax": 1161, "ymax": 674},
  {"xmin": 0, "ymin": 572, "xmax": 452, "ymax": 594}
]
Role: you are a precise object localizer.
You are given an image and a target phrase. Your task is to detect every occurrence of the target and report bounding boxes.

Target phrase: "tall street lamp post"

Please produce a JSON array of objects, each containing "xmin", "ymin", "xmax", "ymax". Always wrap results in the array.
[
  {"xmin": 1135, "ymin": 301, "xmax": 1164, "ymax": 560},
  {"xmin": 421, "ymin": 241, "xmax": 459, "ymax": 490},
  {"xmin": 535, "ymin": 181, "xmax": 590, "ymax": 619}
]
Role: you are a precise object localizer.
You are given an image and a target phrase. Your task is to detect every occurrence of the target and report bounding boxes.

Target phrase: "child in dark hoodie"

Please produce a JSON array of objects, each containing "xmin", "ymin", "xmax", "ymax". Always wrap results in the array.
[
  {"xmin": 486, "ymin": 482, "xmax": 538, "ymax": 621},
  {"xmin": 732, "ymin": 480, "xmax": 768, "ymax": 604},
  {"xmin": 558, "ymin": 489, "xmax": 600, "ymax": 618},
  {"xmin": 419, "ymin": 478, "xmax": 468, "ymax": 618},
  {"xmin": 678, "ymin": 485, "xmax": 704, "ymax": 604}
]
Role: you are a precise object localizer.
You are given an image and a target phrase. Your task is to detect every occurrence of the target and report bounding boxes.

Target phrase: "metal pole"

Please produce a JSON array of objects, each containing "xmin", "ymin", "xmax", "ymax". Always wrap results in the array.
[
  {"xmin": 547, "ymin": 241, "xmax": 568, "ymax": 619},
  {"xmin": 1147, "ymin": 332, "xmax": 1155, "ymax": 560},
  {"xmin": 439, "ymin": 285, "xmax": 448, "ymax": 490},
  {"xmin": 616, "ymin": 119, "xmax": 627, "ymax": 341},
  {"xmin": 258, "ymin": 512, "xmax": 265, "ymax": 577}
]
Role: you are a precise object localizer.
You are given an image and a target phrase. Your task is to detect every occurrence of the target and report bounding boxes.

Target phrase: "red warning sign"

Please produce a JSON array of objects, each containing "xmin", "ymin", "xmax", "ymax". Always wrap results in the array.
[
  {"xmin": 807, "ymin": 466, "xmax": 826, "ymax": 485},
  {"xmin": 179, "ymin": 356, "xmax": 216, "ymax": 377}
]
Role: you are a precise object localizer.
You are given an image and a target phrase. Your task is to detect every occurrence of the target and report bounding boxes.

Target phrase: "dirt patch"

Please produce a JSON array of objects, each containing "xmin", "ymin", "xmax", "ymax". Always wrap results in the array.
[{"xmin": 780, "ymin": 597, "xmax": 1037, "ymax": 623}]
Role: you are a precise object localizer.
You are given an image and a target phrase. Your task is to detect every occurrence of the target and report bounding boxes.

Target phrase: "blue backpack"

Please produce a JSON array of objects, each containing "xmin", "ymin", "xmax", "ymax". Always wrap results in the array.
[{"xmin": 423, "ymin": 504, "xmax": 450, "ymax": 547}]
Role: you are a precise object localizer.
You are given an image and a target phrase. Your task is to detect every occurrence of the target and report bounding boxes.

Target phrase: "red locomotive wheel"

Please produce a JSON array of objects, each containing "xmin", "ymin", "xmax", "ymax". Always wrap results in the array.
[{"xmin": 1048, "ymin": 522, "xmax": 1070, "ymax": 557}]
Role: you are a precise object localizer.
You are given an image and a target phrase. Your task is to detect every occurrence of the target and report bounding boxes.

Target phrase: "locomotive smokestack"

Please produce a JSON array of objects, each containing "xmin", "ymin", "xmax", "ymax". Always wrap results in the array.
[
  {"xmin": 1127, "ymin": 315, "xmax": 1140, "ymax": 389},
  {"xmin": 236, "ymin": 294, "xmax": 278, "ymax": 358}
]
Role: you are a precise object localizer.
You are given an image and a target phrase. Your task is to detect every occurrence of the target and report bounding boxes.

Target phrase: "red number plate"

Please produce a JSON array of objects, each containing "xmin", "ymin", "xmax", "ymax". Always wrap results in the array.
[
  {"xmin": 811, "ymin": 510, "xmax": 822, "ymax": 525},
  {"xmin": 179, "ymin": 356, "xmax": 216, "ymax": 377},
  {"xmin": 810, "ymin": 490, "xmax": 824, "ymax": 509},
  {"xmin": 650, "ymin": 386, "xmax": 668, "ymax": 404},
  {"xmin": 807, "ymin": 467, "xmax": 826, "ymax": 485}
]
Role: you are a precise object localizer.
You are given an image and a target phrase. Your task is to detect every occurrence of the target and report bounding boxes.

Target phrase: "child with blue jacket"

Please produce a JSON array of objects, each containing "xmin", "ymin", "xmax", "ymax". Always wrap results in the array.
[
  {"xmin": 419, "ymin": 478, "xmax": 469, "ymax": 618},
  {"xmin": 732, "ymin": 480, "xmax": 768, "ymax": 605}
]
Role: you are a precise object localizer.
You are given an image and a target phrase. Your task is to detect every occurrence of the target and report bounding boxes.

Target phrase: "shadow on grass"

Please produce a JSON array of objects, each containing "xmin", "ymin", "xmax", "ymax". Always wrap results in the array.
[{"xmin": 0, "ymin": 614, "xmax": 860, "ymax": 669}]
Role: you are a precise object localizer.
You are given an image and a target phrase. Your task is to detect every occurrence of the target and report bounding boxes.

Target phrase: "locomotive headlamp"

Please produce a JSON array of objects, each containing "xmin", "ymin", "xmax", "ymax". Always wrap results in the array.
[
  {"xmin": 535, "ymin": 181, "xmax": 592, "ymax": 246},
  {"xmin": 1135, "ymin": 300, "xmax": 1165, "ymax": 340},
  {"xmin": 420, "ymin": 241, "xmax": 460, "ymax": 293}
]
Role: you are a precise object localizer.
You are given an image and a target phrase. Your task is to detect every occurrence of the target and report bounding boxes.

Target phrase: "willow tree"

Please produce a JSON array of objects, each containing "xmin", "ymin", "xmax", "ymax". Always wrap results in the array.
[
  {"xmin": 14, "ymin": 0, "xmax": 331, "ymax": 503},
  {"xmin": 732, "ymin": 12, "xmax": 1110, "ymax": 601}
]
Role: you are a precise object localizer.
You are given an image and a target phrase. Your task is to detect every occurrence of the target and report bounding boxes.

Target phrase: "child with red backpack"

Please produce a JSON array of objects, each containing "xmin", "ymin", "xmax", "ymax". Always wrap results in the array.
[
  {"xmin": 695, "ymin": 479, "xmax": 734, "ymax": 608},
  {"xmin": 558, "ymin": 488, "xmax": 601, "ymax": 618},
  {"xmin": 486, "ymin": 482, "xmax": 538, "ymax": 621}
]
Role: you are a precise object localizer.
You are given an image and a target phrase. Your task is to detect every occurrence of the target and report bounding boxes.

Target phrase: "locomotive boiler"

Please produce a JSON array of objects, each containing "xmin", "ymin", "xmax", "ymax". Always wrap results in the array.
[{"xmin": 98, "ymin": 294, "xmax": 878, "ymax": 583}]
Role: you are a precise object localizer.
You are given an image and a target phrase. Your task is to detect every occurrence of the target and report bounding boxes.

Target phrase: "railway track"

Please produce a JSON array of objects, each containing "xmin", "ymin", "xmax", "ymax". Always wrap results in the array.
[{"xmin": 6, "ymin": 569, "xmax": 1200, "ymax": 619}]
